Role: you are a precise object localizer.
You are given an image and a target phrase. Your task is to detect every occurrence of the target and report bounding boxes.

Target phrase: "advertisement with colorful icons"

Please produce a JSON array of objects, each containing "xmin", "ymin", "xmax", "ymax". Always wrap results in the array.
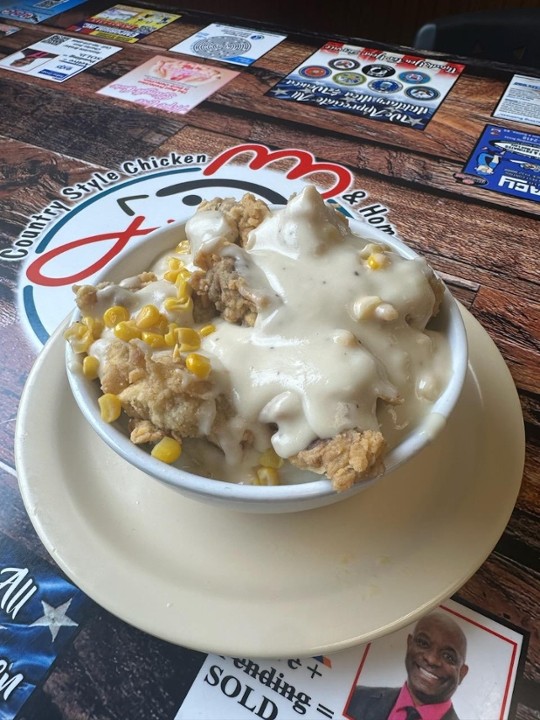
[{"xmin": 267, "ymin": 42, "xmax": 465, "ymax": 130}]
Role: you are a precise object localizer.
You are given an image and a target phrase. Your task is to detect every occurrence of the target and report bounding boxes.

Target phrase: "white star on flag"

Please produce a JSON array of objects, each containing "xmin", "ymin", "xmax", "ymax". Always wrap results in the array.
[{"xmin": 30, "ymin": 599, "xmax": 78, "ymax": 641}]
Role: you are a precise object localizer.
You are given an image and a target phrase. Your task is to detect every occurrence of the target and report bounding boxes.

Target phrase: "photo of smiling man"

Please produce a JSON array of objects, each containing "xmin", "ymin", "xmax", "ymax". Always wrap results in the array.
[{"xmin": 345, "ymin": 611, "xmax": 469, "ymax": 720}]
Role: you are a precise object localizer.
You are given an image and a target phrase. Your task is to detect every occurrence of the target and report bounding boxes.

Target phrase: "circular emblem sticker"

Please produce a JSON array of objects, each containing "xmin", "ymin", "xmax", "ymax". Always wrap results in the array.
[
  {"xmin": 332, "ymin": 71, "xmax": 365, "ymax": 86},
  {"xmin": 368, "ymin": 79, "xmax": 403, "ymax": 94},
  {"xmin": 398, "ymin": 70, "xmax": 431, "ymax": 84},
  {"xmin": 191, "ymin": 35, "xmax": 252, "ymax": 59},
  {"xmin": 405, "ymin": 85, "xmax": 440, "ymax": 101},
  {"xmin": 298, "ymin": 65, "xmax": 332, "ymax": 79},
  {"xmin": 328, "ymin": 57, "xmax": 360, "ymax": 71},
  {"xmin": 362, "ymin": 63, "xmax": 395, "ymax": 78}
]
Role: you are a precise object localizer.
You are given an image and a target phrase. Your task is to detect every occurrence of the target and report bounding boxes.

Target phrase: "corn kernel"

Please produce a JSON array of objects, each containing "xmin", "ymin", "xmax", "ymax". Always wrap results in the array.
[
  {"xmin": 164, "ymin": 296, "xmax": 186, "ymax": 312},
  {"xmin": 164, "ymin": 295, "xmax": 194, "ymax": 315},
  {"xmin": 366, "ymin": 253, "xmax": 388, "ymax": 270},
  {"xmin": 199, "ymin": 324, "xmax": 216, "ymax": 337},
  {"xmin": 98, "ymin": 393, "xmax": 122, "ymax": 423},
  {"xmin": 81, "ymin": 315, "xmax": 103, "ymax": 339},
  {"xmin": 359, "ymin": 242, "xmax": 385, "ymax": 259},
  {"xmin": 103, "ymin": 305, "xmax": 129, "ymax": 327},
  {"xmin": 151, "ymin": 436, "xmax": 182, "ymax": 464},
  {"xmin": 176, "ymin": 276, "xmax": 192, "ymax": 296},
  {"xmin": 352, "ymin": 295, "xmax": 381, "ymax": 320},
  {"xmin": 82, "ymin": 355, "xmax": 100, "ymax": 380},
  {"xmin": 175, "ymin": 240, "xmax": 191, "ymax": 254},
  {"xmin": 176, "ymin": 327, "xmax": 200, "ymax": 352},
  {"xmin": 164, "ymin": 322, "xmax": 179, "ymax": 347},
  {"xmin": 256, "ymin": 466, "xmax": 280, "ymax": 486},
  {"xmin": 164, "ymin": 269, "xmax": 180, "ymax": 283},
  {"xmin": 176, "ymin": 267, "xmax": 192, "ymax": 282},
  {"xmin": 185, "ymin": 353, "xmax": 211, "ymax": 379},
  {"xmin": 135, "ymin": 304, "xmax": 161, "ymax": 330},
  {"xmin": 64, "ymin": 323, "xmax": 93, "ymax": 353},
  {"xmin": 167, "ymin": 256, "xmax": 184, "ymax": 271},
  {"xmin": 141, "ymin": 331, "xmax": 166, "ymax": 348},
  {"xmin": 114, "ymin": 321, "xmax": 142, "ymax": 341},
  {"xmin": 259, "ymin": 447, "xmax": 284, "ymax": 469}
]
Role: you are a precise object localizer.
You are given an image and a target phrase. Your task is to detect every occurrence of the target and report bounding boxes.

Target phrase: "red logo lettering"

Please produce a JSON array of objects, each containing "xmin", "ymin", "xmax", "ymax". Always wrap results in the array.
[
  {"xmin": 204, "ymin": 144, "xmax": 353, "ymax": 198},
  {"xmin": 26, "ymin": 216, "xmax": 155, "ymax": 287}
]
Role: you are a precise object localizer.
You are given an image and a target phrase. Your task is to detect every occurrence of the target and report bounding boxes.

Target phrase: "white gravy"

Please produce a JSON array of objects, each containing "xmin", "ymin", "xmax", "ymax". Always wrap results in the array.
[{"xmin": 89, "ymin": 186, "xmax": 450, "ymax": 476}]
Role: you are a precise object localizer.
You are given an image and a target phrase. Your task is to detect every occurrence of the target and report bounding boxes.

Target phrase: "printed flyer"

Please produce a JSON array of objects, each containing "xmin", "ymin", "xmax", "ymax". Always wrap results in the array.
[
  {"xmin": 97, "ymin": 54, "xmax": 239, "ymax": 114},
  {"xmin": 461, "ymin": 124, "xmax": 540, "ymax": 202},
  {"xmin": 169, "ymin": 22, "xmax": 286, "ymax": 66},
  {"xmin": 267, "ymin": 42, "xmax": 465, "ymax": 130},
  {"xmin": 176, "ymin": 599, "xmax": 524, "ymax": 720},
  {"xmin": 0, "ymin": 0, "xmax": 85, "ymax": 23},
  {"xmin": 0, "ymin": 34, "xmax": 121, "ymax": 81},
  {"xmin": 493, "ymin": 74, "xmax": 540, "ymax": 127},
  {"xmin": 67, "ymin": 3, "xmax": 180, "ymax": 44}
]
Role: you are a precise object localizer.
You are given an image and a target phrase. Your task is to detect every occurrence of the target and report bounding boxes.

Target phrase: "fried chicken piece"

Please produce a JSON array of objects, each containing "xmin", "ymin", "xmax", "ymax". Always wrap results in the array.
[
  {"xmin": 191, "ymin": 257, "xmax": 259, "ymax": 327},
  {"xmin": 73, "ymin": 272, "xmax": 158, "ymax": 315},
  {"xmin": 290, "ymin": 429, "xmax": 386, "ymax": 492},
  {"xmin": 100, "ymin": 339, "xmax": 233, "ymax": 444},
  {"xmin": 197, "ymin": 194, "xmax": 270, "ymax": 247},
  {"xmin": 129, "ymin": 419, "xmax": 165, "ymax": 445},
  {"xmin": 190, "ymin": 194, "xmax": 272, "ymax": 326}
]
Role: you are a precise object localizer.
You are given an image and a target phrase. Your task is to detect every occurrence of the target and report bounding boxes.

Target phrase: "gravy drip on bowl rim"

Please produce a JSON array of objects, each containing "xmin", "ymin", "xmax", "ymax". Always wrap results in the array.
[{"xmin": 67, "ymin": 186, "xmax": 450, "ymax": 487}]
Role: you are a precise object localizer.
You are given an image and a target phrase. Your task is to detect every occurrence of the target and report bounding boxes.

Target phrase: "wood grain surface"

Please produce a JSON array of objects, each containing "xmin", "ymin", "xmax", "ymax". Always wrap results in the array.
[{"xmin": 0, "ymin": 3, "xmax": 538, "ymax": 719}]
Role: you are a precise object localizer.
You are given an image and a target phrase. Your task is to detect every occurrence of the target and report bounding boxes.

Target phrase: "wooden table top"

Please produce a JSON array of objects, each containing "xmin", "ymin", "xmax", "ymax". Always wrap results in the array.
[{"xmin": 0, "ymin": 3, "xmax": 538, "ymax": 719}]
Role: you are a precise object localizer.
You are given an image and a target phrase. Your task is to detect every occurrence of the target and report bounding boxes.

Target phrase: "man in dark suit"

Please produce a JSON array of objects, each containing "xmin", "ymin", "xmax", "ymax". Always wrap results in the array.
[{"xmin": 345, "ymin": 611, "xmax": 468, "ymax": 720}]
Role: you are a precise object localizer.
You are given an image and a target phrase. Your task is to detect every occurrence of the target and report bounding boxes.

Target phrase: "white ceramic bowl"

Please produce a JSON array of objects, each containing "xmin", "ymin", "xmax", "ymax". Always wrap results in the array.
[{"xmin": 65, "ymin": 216, "xmax": 468, "ymax": 513}]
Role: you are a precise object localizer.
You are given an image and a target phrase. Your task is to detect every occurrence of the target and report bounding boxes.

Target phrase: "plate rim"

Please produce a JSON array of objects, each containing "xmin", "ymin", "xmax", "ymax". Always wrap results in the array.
[{"xmin": 15, "ymin": 307, "xmax": 525, "ymax": 658}]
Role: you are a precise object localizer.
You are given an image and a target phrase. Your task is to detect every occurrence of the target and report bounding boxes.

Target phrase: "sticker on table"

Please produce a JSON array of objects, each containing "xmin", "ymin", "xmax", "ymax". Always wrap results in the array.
[
  {"xmin": 0, "ymin": 531, "xmax": 94, "ymax": 720},
  {"xmin": 174, "ymin": 599, "xmax": 525, "ymax": 720},
  {"xmin": 267, "ymin": 42, "xmax": 465, "ymax": 130},
  {"xmin": 169, "ymin": 22, "xmax": 286, "ymax": 66},
  {"xmin": 0, "ymin": 21, "xmax": 19, "ymax": 35},
  {"xmin": 0, "ymin": 0, "xmax": 86, "ymax": 24},
  {"xmin": 461, "ymin": 124, "xmax": 540, "ymax": 203},
  {"xmin": 97, "ymin": 55, "xmax": 239, "ymax": 114},
  {"xmin": 0, "ymin": 34, "xmax": 121, "ymax": 81},
  {"xmin": 67, "ymin": 4, "xmax": 180, "ymax": 44},
  {"xmin": 493, "ymin": 74, "xmax": 540, "ymax": 128}
]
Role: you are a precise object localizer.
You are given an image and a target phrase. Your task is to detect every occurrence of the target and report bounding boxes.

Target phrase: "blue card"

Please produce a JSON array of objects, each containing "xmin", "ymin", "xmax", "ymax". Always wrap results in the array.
[{"xmin": 461, "ymin": 124, "xmax": 540, "ymax": 203}]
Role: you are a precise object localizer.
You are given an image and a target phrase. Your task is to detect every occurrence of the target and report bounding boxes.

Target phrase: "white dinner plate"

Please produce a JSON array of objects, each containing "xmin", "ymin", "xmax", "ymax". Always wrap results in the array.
[{"xmin": 15, "ymin": 307, "xmax": 524, "ymax": 658}]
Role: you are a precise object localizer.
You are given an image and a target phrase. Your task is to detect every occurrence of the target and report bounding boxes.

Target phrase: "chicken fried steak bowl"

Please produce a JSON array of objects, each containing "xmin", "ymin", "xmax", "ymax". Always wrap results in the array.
[{"xmin": 65, "ymin": 186, "xmax": 468, "ymax": 513}]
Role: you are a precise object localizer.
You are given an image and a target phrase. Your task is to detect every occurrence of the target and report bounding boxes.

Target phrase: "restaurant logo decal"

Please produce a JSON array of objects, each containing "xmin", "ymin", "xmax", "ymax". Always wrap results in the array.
[{"xmin": 0, "ymin": 143, "xmax": 397, "ymax": 347}]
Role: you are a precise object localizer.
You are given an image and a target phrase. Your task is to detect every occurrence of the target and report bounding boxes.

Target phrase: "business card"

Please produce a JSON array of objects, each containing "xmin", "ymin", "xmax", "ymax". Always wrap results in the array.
[
  {"xmin": 0, "ymin": 34, "xmax": 121, "ymax": 81},
  {"xmin": 67, "ymin": 4, "xmax": 180, "ymax": 44},
  {"xmin": 97, "ymin": 54, "xmax": 239, "ymax": 114},
  {"xmin": 493, "ymin": 74, "xmax": 540, "ymax": 127},
  {"xmin": 169, "ymin": 23, "xmax": 286, "ymax": 66}
]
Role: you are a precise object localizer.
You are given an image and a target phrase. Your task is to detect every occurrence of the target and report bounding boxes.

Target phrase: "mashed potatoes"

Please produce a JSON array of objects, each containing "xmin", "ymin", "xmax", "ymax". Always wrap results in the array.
[{"xmin": 65, "ymin": 186, "xmax": 448, "ymax": 491}]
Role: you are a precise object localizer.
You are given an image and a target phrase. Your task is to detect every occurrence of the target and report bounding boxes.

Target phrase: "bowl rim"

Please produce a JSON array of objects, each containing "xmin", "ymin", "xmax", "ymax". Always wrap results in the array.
[{"xmin": 65, "ymin": 214, "xmax": 468, "ymax": 504}]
